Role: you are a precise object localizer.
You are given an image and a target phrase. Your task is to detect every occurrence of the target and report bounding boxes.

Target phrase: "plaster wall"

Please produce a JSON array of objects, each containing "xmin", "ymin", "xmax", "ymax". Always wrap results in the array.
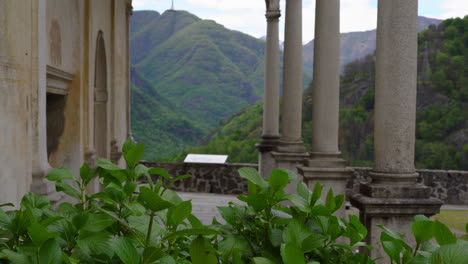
[
  {"xmin": 46, "ymin": 0, "xmax": 83, "ymax": 171},
  {"xmin": 0, "ymin": 1, "xmax": 34, "ymax": 204},
  {"xmin": 0, "ymin": 0, "xmax": 131, "ymax": 204}
]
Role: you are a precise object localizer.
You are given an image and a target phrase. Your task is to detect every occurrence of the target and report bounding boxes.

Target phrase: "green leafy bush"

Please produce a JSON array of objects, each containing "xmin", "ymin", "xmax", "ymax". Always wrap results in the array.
[
  {"xmin": 0, "ymin": 139, "xmax": 466, "ymax": 263},
  {"xmin": 0, "ymin": 139, "xmax": 218, "ymax": 263}
]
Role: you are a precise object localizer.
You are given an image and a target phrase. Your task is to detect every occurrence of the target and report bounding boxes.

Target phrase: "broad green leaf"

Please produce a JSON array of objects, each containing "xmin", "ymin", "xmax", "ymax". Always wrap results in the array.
[
  {"xmin": 79, "ymin": 163, "xmax": 94, "ymax": 185},
  {"xmin": 378, "ymin": 225, "xmax": 405, "ymax": 240},
  {"xmin": 77, "ymin": 233, "xmax": 116, "ymax": 259},
  {"xmin": 349, "ymin": 215, "xmax": 367, "ymax": 237},
  {"xmin": 382, "ymin": 239, "xmax": 403, "ymax": 264},
  {"xmin": 124, "ymin": 181, "xmax": 138, "ymax": 196},
  {"xmin": 283, "ymin": 220, "xmax": 312, "ymax": 247},
  {"xmin": 55, "ymin": 181, "xmax": 81, "ymax": 200},
  {"xmin": 124, "ymin": 143, "xmax": 145, "ymax": 168},
  {"xmin": 122, "ymin": 138, "xmax": 137, "ymax": 154},
  {"xmin": 170, "ymin": 174, "xmax": 192, "ymax": 184},
  {"xmin": 82, "ymin": 213, "xmax": 115, "ymax": 232},
  {"xmin": 269, "ymin": 228, "xmax": 283, "ymax": 247},
  {"xmin": 218, "ymin": 235, "xmax": 249, "ymax": 258},
  {"xmin": 430, "ymin": 243, "xmax": 468, "ymax": 264},
  {"xmin": 112, "ymin": 237, "xmax": 139, "ymax": 264},
  {"xmin": 253, "ymin": 257, "xmax": 276, "ymax": 264},
  {"xmin": 159, "ymin": 255, "xmax": 176, "ymax": 264},
  {"xmin": 434, "ymin": 220, "xmax": 457, "ymax": 246},
  {"xmin": 163, "ymin": 228, "xmax": 219, "ymax": 241},
  {"xmin": 48, "ymin": 219, "xmax": 77, "ymax": 247},
  {"xmin": 167, "ymin": 200, "xmax": 192, "ymax": 227},
  {"xmin": 412, "ymin": 220, "xmax": 434, "ymax": 244},
  {"xmin": 245, "ymin": 193, "xmax": 269, "ymax": 212},
  {"xmin": 161, "ymin": 189, "xmax": 183, "ymax": 205},
  {"xmin": 0, "ymin": 208, "xmax": 12, "ymax": 229},
  {"xmin": 333, "ymin": 194, "xmax": 345, "ymax": 213},
  {"xmin": 465, "ymin": 223, "xmax": 468, "ymax": 233},
  {"xmin": 135, "ymin": 164, "xmax": 150, "ymax": 179},
  {"xmin": 143, "ymin": 247, "xmax": 163, "ymax": 264},
  {"xmin": 27, "ymin": 222, "xmax": 59, "ymax": 247},
  {"xmin": 187, "ymin": 214, "xmax": 204, "ymax": 229},
  {"xmin": 39, "ymin": 239, "xmax": 61, "ymax": 264},
  {"xmin": 190, "ymin": 236, "xmax": 218, "ymax": 264},
  {"xmin": 138, "ymin": 187, "xmax": 174, "ymax": 212},
  {"xmin": 148, "ymin": 168, "xmax": 172, "ymax": 181},
  {"xmin": 238, "ymin": 167, "xmax": 268, "ymax": 191},
  {"xmin": 297, "ymin": 181, "xmax": 311, "ymax": 202},
  {"xmin": 281, "ymin": 243, "xmax": 305, "ymax": 264},
  {"xmin": 285, "ymin": 194, "xmax": 310, "ymax": 213},
  {"xmin": 310, "ymin": 182, "xmax": 323, "ymax": 206},
  {"xmin": 0, "ymin": 249, "xmax": 30, "ymax": 263},
  {"xmin": 268, "ymin": 169, "xmax": 290, "ymax": 192},
  {"xmin": 218, "ymin": 206, "xmax": 238, "ymax": 226},
  {"xmin": 302, "ymin": 234, "xmax": 326, "ymax": 252},
  {"xmin": 325, "ymin": 189, "xmax": 336, "ymax": 212},
  {"xmin": 46, "ymin": 167, "xmax": 76, "ymax": 181},
  {"xmin": 96, "ymin": 158, "xmax": 122, "ymax": 171},
  {"xmin": 105, "ymin": 183, "xmax": 125, "ymax": 203}
]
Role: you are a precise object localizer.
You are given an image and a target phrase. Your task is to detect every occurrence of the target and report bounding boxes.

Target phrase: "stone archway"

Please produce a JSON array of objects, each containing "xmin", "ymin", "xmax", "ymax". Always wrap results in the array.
[{"xmin": 94, "ymin": 31, "xmax": 108, "ymax": 160}]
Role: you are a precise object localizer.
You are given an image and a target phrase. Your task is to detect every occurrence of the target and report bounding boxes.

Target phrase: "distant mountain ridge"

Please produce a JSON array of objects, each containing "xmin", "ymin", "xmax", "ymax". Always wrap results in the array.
[
  {"xmin": 130, "ymin": 10, "xmax": 443, "ymax": 161},
  {"xmin": 303, "ymin": 16, "xmax": 442, "ymax": 74}
]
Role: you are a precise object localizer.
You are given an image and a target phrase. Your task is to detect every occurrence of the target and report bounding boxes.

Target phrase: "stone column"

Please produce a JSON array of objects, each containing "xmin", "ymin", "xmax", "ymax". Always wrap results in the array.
[
  {"xmin": 350, "ymin": 0, "xmax": 442, "ymax": 259},
  {"xmin": 272, "ymin": 0, "xmax": 308, "ymax": 189},
  {"xmin": 257, "ymin": 0, "xmax": 281, "ymax": 179},
  {"xmin": 126, "ymin": 0, "xmax": 133, "ymax": 140},
  {"xmin": 298, "ymin": 0, "xmax": 349, "ymax": 218}
]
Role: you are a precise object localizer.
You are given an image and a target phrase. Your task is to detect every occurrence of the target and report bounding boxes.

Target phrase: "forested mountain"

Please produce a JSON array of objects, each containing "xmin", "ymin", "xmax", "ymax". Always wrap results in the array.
[
  {"xmin": 180, "ymin": 16, "xmax": 468, "ymax": 170},
  {"xmin": 130, "ymin": 10, "xmax": 267, "ymax": 159},
  {"xmin": 130, "ymin": 10, "xmax": 443, "ymax": 161}
]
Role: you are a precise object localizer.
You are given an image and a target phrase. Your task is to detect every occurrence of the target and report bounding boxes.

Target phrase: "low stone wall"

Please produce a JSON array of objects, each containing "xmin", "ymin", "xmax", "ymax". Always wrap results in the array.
[
  {"xmin": 142, "ymin": 162, "xmax": 468, "ymax": 205},
  {"xmin": 140, "ymin": 162, "xmax": 256, "ymax": 195}
]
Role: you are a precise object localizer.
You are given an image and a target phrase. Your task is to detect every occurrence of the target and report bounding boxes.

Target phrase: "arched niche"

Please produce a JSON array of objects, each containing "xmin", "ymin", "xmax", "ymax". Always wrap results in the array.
[{"xmin": 94, "ymin": 31, "xmax": 109, "ymax": 160}]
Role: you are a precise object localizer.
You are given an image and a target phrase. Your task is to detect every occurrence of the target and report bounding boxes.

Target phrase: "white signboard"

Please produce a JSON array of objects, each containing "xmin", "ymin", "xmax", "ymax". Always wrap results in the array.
[{"xmin": 184, "ymin": 154, "xmax": 228, "ymax": 164}]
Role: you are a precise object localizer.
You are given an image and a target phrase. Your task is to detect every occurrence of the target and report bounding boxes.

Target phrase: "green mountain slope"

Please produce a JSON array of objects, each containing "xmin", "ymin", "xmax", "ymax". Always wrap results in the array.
[
  {"xmin": 183, "ymin": 16, "xmax": 468, "ymax": 170},
  {"xmin": 130, "ymin": 67, "xmax": 206, "ymax": 160}
]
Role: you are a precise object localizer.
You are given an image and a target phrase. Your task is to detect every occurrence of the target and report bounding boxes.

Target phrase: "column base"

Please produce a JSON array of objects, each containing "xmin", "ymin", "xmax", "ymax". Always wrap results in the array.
[
  {"xmin": 31, "ymin": 163, "xmax": 63, "ymax": 203},
  {"xmin": 277, "ymin": 139, "xmax": 307, "ymax": 153},
  {"xmin": 256, "ymin": 136, "xmax": 280, "ymax": 178},
  {"xmin": 271, "ymin": 151, "xmax": 309, "ymax": 193},
  {"xmin": 298, "ymin": 152, "xmax": 351, "ymax": 217},
  {"xmin": 350, "ymin": 193, "xmax": 443, "ymax": 260}
]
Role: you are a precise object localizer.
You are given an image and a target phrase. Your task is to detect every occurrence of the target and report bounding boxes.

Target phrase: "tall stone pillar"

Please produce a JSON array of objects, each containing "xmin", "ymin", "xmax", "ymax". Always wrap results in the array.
[
  {"xmin": 298, "ymin": 0, "xmax": 349, "ymax": 217},
  {"xmin": 272, "ymin": 0, "xmax": 308, "ymax": 189},
  {"xmin": 257, "ymin": 0, "xmax": 281, "ymax": 178},
  {"xmin": 350, "ymin": 0, "xmax": 442, "ymax": 259}
]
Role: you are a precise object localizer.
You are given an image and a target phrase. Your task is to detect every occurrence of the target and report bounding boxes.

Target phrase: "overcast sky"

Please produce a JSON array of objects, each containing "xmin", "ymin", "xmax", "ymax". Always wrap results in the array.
[{"xmin": 132, "ymin": 0, "xmax": 468, "ymax": 43}]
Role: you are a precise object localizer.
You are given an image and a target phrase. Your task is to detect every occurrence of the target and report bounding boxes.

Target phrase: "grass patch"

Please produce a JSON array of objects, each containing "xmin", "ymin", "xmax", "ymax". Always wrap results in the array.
[{"xmin": 432, "ymin": 210, "xmax": 468, "ymax": 234}]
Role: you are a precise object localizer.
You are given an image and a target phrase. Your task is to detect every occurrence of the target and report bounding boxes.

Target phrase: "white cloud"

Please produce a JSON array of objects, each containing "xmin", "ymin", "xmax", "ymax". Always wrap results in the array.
[{"xmin": 440, "ymin": 0, "xmax": 468, "ymax": 18}]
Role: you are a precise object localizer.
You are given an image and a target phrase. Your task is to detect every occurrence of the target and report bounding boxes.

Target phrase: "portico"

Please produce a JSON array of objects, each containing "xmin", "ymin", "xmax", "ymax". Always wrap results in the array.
[{"xmin": 259, "ymin": 0, "xmax": 442, "ymax": 256}]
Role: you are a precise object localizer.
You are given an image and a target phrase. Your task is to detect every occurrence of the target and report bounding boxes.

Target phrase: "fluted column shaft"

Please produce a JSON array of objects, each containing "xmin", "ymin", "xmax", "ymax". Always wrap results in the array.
[
  {"xmin": 280, "ymin": 0, "xmax": 303, "ymax": 147},
  {"xmin": 311, "ymin": 0, "xmax": 340, "ymax": 154},
  {"xmin": 262, "ymin": 5, "xmax": 280, "ymax": 139},
  {"xmin": 372, "ymin": 0, "xmax": 418, "ymax": 183}
]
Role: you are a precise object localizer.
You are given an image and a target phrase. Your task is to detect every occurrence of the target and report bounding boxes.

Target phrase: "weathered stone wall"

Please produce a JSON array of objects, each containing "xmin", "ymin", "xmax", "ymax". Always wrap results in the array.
[
  {"xmin": 348, "ymin": 168, "xmax": 468, "ymax": 205},
  {"xmin": 143, "ymin": 162, "xmax": 468, "ymax": 205},
  {"xmin": 141, "ymin": 162, "xmax": 256, "ymax": 195}
]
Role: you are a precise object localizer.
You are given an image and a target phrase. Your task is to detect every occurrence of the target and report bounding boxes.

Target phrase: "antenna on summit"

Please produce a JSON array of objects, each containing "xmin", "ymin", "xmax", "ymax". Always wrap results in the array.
[{"xmin": 169, "ymin": 0, "xmax": 175, "ymax": 11}]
